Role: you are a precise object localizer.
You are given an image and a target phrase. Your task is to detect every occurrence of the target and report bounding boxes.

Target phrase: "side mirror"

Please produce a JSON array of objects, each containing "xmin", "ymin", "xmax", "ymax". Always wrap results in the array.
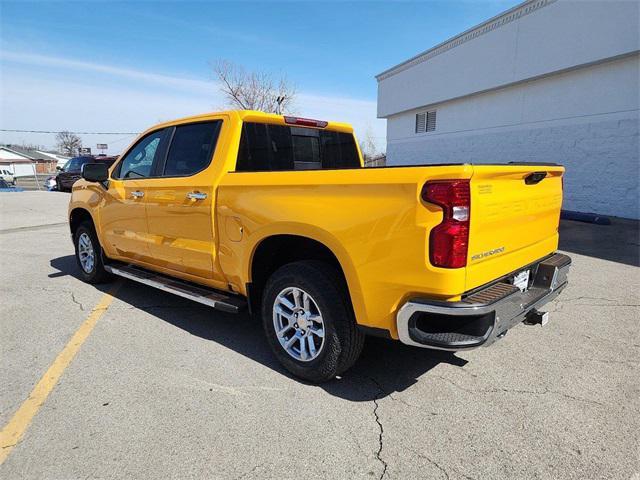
[
  {"xmin": 81, "ymin": 163, "xmax": 109, "ymax": 182},
  {"xmin": 56, "ymin": 166, "xmax": 63, "ymax": 171}
]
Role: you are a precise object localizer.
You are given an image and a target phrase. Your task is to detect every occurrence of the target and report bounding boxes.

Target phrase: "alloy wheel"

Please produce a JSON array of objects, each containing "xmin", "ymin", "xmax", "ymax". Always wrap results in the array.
[
  {"xmin": 272, "ymin": 287, "xmax": 326, "ymax": 362},
  {"xmin": 78, "ymin": 232, "xmax": 95, "ymax": 273}
]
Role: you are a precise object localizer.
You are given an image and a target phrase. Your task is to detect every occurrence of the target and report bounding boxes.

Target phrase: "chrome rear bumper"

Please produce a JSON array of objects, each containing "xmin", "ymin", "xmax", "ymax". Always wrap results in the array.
[{"xmin": 396, "ymin": 253, "xmax": 571, "ymax": 351}]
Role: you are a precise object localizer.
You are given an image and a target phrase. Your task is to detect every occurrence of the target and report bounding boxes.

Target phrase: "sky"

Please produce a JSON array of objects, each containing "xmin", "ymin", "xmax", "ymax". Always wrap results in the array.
[{"xmin": 0, "ymin": 0, "xmax": 520, "ymax": 155}]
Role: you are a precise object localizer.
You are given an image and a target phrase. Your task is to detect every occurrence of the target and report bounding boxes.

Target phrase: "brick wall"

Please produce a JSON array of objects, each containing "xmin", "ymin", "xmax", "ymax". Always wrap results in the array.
[{"xmin": 35, "ymin": 160, "xmax": 57, "ymax": 174}]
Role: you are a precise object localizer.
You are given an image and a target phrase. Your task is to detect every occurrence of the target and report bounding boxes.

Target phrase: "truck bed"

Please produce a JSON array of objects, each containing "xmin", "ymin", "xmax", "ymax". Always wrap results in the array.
[{"xmin": 217, "ymin": 162, "xmax": 564, "ymax": 336}]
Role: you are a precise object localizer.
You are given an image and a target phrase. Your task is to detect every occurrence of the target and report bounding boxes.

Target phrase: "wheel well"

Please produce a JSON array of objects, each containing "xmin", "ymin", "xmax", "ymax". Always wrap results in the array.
[
  {"xmin": 69, "ymin": 208, "xmax": 94, "ymax": 235},
  {"xmin": 249, "ymin": 235, "xmax": 349, "ymax": 314}
]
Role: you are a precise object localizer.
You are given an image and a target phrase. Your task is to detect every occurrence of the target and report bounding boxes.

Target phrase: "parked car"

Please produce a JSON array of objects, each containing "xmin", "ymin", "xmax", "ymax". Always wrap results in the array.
[
  {"xmin": 56, "ymin": 155, "xmax": 117, "ymax": 192},
  {"xmin": 45, "ymin": 176, "xmax": 58, "ymax": 191},
  {"xmin": 68, "ymin": 110, "xmax": 571, "ymax": 382},
  {"xmin": 0, "ymin": 178, "xmax": 24, "ymax": 192},
  {"xmin": 0, "ymin": 169, "xmax": 15, "ymax": 185}
]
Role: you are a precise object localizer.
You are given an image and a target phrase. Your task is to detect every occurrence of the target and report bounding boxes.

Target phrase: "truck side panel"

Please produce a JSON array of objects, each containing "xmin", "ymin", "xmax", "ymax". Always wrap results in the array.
[{"xmin": 216, "ymin": 165, "xmax": 473, "ymax": 337}]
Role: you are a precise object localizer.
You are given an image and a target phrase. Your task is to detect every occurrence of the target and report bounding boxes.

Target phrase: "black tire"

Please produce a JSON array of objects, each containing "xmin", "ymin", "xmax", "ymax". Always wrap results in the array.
[
  {"xmin": 261, "ymin": 261, "xmax": 365, "ymax": 383},
  {"xmin": 73, "ymin": 221, "xmax": 111, "ymax": 284}
]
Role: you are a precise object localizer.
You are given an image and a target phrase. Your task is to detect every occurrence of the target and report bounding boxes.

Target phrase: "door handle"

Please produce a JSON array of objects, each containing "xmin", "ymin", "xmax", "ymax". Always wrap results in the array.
[
  {"xmin": 187, "ymin": 192, "xmax": 207, "ymax": 200},
  {"xmin": 131, "ymin": 190, "xmax": 144, "ymax": 198}
]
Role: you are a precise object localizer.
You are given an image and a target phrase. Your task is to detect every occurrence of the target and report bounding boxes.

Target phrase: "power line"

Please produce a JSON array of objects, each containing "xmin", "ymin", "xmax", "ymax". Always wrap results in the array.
[{"xmin": 0, "ymin": 129, "xmax": 139, "ymax": 135}]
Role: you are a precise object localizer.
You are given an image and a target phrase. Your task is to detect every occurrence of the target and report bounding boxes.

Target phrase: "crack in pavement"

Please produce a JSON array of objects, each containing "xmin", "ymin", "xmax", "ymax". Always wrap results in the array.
[
  {"xmin": 356, "ymin": 374, "xmax": 445, "ymax": 479},
  {"xmin": 450, "ymin": 467, "xmax": 477, "ymax": 480},
  {"xmin": 421, "ymin": 455, "xmax": 450, "ymax": 480},
  {"xmin": 387, "ymin": 393, "xmax": 438, "ymax": 413},
  {"xmin": 232, "ymin": 462, "xmax": 263, "ymax": 480},
  {"xmin": 367, "ymin": 376, "xmax": 388, "ymax": 480},
  {"xmin": 547, "ymin": 296, "xmax": 639, "ymax": 313},
  {"xmin": 406, "ymin": 447, "xmax": 451, "ymax": 480},
  {"xmin": 573, "ymin": 355, "xmax": 639, "ymax": 367},
  {"xmin": 0, "ymin": 222, "xmax": 68, "ymax": 235},
  {"xmin": 70, "ymin": 292, "xmax": 85, "ymax": 311},
  {"xmin": 408, "ymin": 447, "xmax": 479, "ymax": 480},
  {"xmin": 434, "ymin": 375, "xmax": 606, "ymax": 406},
  {"xmin": 29, "ymin": 284, "xmax": 99, "ymax": 312}
]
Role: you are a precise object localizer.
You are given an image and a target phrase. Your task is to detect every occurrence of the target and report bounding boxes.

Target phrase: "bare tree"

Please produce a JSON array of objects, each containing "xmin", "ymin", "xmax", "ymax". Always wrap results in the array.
[
  {"xmin": 358, "ymin": 126, "xmax": 386, "ymax": 167},
  {"xmin": 212, "ymin": 60, "xmax": 296, "ymax": 114},
  {"xmin": 20, "ymin": 142, "xmax": 45, "ymax": 151},
  {"xmin": 55, "ymin": 131, "xmax": 82, "ymax": 156},
  {"xmin": 359, "ymin": 126, "xmax": 378, "ymax": 162}
]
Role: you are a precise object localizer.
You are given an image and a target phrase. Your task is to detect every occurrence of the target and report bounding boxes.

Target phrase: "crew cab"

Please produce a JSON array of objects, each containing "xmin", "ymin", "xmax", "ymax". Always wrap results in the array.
[{"xmin": 68, "ymin": 110, "xmax": 571, "ymax": 382}]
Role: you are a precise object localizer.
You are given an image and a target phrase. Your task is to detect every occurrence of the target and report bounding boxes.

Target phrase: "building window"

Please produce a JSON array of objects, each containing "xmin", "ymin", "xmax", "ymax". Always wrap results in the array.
[{"xmin": 415, "ymin": 111, "xmax": 436, "ymax": 133}]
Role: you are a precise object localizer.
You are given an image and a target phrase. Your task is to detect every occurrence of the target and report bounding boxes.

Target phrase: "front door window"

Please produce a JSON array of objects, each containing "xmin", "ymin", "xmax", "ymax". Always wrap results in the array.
[{"xmin": 114, "ymin": 130, "xmax": 165, "ymax": 179}]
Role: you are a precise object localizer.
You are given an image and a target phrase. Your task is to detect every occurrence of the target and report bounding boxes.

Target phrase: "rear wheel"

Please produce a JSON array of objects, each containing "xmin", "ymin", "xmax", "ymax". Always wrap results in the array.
[
  {"xmin": 261, "ymin": 261, "xmax": 364, "ymax": 383},
  {"xmin": 73, "ymin": 221, "xmax": 111, "ymax": 284}
]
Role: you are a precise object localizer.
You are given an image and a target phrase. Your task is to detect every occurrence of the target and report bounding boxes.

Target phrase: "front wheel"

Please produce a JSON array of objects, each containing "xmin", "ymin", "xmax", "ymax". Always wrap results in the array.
[
  {"xmin": 73, "ymin": 221, "xmax": 111, "ymax": 284},
  {"xmin": 261, "ymin": 261, "xmax": 365, "ymax": 383}
]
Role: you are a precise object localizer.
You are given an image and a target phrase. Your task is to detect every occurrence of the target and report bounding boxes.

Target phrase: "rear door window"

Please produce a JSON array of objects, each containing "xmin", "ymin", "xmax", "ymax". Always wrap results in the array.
[
  {"xmin": 162, "ymin": 121, "xmax": 221, "ymax": 177},
  {"xmin": 236, "ymin": 123, "xmax": 360, "ymax": 172}
]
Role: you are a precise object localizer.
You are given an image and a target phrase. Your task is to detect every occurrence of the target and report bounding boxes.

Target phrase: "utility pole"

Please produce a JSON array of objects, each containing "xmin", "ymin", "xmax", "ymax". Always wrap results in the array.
[{"xmin": 31, "ymin": 162, "xmax": 41, "ymax": 190}]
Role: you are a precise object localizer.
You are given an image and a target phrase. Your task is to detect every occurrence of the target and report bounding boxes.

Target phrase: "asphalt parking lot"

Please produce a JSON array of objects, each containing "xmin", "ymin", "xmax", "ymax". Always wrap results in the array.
[{"xmin": 0, "ymin": 191, "xmax": 638, "ymax": 480}]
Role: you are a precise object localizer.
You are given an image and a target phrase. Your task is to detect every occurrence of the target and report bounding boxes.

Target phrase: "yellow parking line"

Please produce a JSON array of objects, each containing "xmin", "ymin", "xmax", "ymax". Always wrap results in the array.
[{"xmin": 0, "ymin": 282, "xmax": 121, "ymax": 465}]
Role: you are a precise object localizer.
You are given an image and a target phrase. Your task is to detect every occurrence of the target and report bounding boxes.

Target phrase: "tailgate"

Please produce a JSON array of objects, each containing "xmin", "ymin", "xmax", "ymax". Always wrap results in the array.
[{"xmin": 466, "ymin": 164, "xmax": 564, "ymax": 290}]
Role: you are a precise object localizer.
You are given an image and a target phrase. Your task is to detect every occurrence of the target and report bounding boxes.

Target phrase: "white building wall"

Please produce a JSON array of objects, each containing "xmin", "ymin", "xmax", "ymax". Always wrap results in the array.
[
  {"xmin": 3, "ymin": 163, "xmax": 36, "ymax": 177},
  {"xmin": 388, "ymin": 56, "xmax": 638, "ymax": 138},
  {"xmin": 0, "ymin": 148, "xmax": 37, "ymax": 177},
  {"xmin": 386, "ymin": 55, "xmax": 639, "ymax": 219},
  {"xmin": 0, "ymin": 148, "xmax": 29, "ymax": 160},
  {"xmin": 377, "ymin": 0, "xmax": 639, "ymax": 117},
  {"xmin": 378, "ymin": 0, "xmax": 640, "ymax": 219}
]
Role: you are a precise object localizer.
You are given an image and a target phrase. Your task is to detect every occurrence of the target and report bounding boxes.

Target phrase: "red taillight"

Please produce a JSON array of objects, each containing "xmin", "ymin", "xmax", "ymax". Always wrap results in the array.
[
  {"xmin": 283, "ymin": 116, "xmax": 328, "ymax": 128},
  {"xmin": 422, "ymin": 180, "xmax": 470, "ymax": 269}
]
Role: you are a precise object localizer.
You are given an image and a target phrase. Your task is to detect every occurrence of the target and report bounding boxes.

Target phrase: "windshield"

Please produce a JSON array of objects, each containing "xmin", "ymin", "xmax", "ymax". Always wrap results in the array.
[{"xmin": 62, "ymin": 157, "xmax": 90, "ymax": 172}]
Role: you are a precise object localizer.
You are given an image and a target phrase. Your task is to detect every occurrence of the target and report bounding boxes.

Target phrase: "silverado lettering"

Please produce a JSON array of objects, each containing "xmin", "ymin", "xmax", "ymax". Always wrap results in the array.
[{"xmin": 471, "ymin": 247, "xmax": 506, "ymax": 261}]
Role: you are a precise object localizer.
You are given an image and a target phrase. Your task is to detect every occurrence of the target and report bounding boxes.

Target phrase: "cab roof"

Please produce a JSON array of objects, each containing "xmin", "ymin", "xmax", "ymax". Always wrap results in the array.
[{"xmin": 142, "ymin": 110, "xmax": 354, "ymax": 137}]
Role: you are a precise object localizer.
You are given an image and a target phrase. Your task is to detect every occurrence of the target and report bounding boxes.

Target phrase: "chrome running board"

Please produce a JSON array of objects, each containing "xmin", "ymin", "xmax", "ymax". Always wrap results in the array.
[{"xmin": 105, "ymin": 264, "xmax": 246, "ymax": 314}]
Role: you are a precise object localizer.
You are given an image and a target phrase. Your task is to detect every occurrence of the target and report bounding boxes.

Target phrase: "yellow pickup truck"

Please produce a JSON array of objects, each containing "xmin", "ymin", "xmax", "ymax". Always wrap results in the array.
[{"xmin": 69, "ymin": 110, "xmax": 571, "ymax": 382}]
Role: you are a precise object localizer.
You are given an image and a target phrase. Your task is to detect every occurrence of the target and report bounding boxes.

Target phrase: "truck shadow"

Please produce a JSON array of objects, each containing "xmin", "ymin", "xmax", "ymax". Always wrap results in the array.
[
  {"xmin": 559, "ymin": 218, "xmax": 639, "ymax": 267},
  {"xmin": 50, "ymin": 255, "xmax": 468, "ymax": 401}
]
